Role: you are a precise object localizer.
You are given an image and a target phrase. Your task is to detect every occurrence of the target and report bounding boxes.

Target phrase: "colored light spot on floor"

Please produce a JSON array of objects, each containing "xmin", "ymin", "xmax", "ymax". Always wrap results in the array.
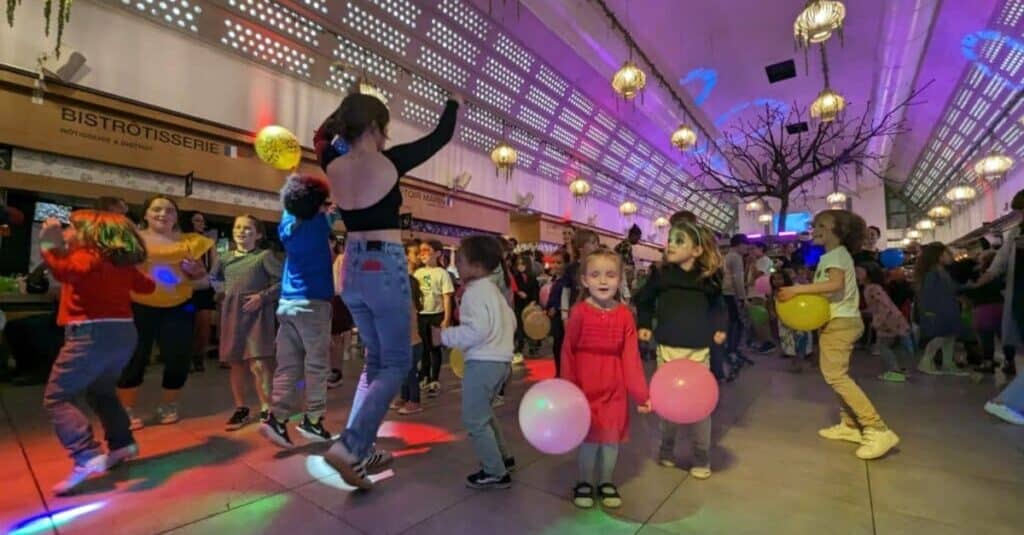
[{"xmin": 9, "ymin": 502, "xmax": 107, "ymax": 535}]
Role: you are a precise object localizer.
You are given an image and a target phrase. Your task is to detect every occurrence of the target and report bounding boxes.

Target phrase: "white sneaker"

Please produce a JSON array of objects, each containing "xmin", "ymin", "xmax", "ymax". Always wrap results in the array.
[
  {"xmin": 53, "ymin": 454, "xmax": 108, "ymax": 496},
  {"xmin": 106, "ymin": 443, "xmax": 139, "ymax": 469},
  {"xmin": 427, "ymin": 381, "xmax": 441, "ymax": 398},
  {"xmin": 817, "ymin": 424, "xmax": 863, "ymax": 444},
  {"xmin": 689, "ymin": 466, "xmax": 712, "ymax": 480},
  {"xmin": 855, "ymin": 428, "xmax": 900, "ymax": 460},
  {"xmin": 156, "ymin": 403, "xmax": 180, "ymax": 425},
  {"xmin": 512, "ymin": 353, "xmax": 525, "ymax": 365},
  {"xmin": 492, "ymin": 395, "xmax": 505, "ymax": 408},
  {"xmin": 984, "ymin": 401, "xmax": 1024, "ymax": 425},
  {"xmin": 125, "ymin": 407, "xmax": 144, "ymax": 431}
]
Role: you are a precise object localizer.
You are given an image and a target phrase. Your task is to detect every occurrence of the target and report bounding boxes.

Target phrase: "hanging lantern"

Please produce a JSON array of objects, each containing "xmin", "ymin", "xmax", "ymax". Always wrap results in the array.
[
  {"xmin": 901, "ymin": 237, "xmax": 912, "ymax": 246},
  {"xmin": 757, "ymin": 212, "xmax": 774, "ymax": 225},
  {"xmin": 915, "ymin": 218, "xmax": 936, "ymax": 231},
  {"xmin": 358, "ymin": 81, "xmax": 389, "ymax": 105},
  {"xmin": 569, "ymin": 176, "xmax": 591, "ymax": 203},
  {"xmin": 906, "ymin": 229, "xmax": 921, "ymax": 240},
  {"xmin": 744, "ymin": 199, "xmax": 765, "ymax": 213},
  {"xmin": 945, "ymin": 184, "xmax": 977, "ymax": 205},
  {"xmin": 826, "ymin": 190, "xmax": 847, "ymax": 208},
  {"xmin": 670, "ymin": 125, "xmax": 697, "ymax": 151},
  {"xmin": 611, "ymin": 60, "xmax": 647, "ymax": 101},
  {"xmin": 974, "ymin": 154, "xmax": 1013, "ymax": 181},
  {"xmin": 928, "ymin": 205, "xmax": 952, "ymax": 220},
  {"xmin": 810, "ymin": 88, "xmax": 846, "ymax": 122},
  {"xmin": 619, "ymin": 201, "xmax": 639, "ymax": 217},
  {"xmin": 654, "ymin": 216, "xmax": 670, "ymax": 229},
  {"xmin": 490, "ymin": 141, "xmax": 518, "ymax": 182},
  {"xmin": 794, "ymin": 0, "xmax": 847, "ymax": 48}
]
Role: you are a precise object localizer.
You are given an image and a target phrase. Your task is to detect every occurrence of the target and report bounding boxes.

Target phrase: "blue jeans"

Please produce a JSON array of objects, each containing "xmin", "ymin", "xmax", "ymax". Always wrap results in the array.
[
  {"xmin": 723, "ymin": 295, "xmax": 743, "ymax": 359},
  {"xmin": 45, "ymin": 322, "xmax": 137, "ymax": 464},
  {"xmin": 337, "ymin": 240, "xmax": 411, "ymax": 459},
  {"xmin": 462, "ymin": 360, "xmax": 512, "ymax": 477}
]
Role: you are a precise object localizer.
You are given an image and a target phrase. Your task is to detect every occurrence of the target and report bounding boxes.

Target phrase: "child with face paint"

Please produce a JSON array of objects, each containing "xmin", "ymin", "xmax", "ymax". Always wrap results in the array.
[{"xmin": 635, "ymin": 221, "xmax": 726, "ymax": 480}]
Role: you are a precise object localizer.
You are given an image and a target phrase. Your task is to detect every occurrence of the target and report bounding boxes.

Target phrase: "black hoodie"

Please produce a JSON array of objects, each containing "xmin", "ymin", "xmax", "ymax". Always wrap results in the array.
[{"xmin": 635, "ymin": 263, "xmax": 727, "ymax": 348}]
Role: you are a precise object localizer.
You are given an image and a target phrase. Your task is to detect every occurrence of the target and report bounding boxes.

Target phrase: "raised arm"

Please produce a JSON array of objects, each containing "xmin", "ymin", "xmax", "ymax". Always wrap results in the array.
[{"xmin": 383, "ymin": 100, "xmax": 459, "ymax": 176}]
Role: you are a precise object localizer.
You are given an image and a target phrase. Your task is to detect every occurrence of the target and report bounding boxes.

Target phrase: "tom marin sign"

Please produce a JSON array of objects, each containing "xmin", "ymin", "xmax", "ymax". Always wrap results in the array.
[{"xmin": 59, "ymin": 107, "xmax": 237, "ymax": 157}]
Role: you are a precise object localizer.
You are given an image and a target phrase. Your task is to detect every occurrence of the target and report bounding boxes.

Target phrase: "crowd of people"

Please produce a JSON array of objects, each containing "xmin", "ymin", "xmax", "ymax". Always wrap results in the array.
[{"xmin": 2, "ymin": 90, "xmax": 1024, "ymax": 507}]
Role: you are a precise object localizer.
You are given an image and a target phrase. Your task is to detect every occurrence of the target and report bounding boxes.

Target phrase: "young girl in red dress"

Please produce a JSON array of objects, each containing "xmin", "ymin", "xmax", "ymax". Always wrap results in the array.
[{"xmin": 561, "ymin": 248, "xmax": 651, "ymax": 509}]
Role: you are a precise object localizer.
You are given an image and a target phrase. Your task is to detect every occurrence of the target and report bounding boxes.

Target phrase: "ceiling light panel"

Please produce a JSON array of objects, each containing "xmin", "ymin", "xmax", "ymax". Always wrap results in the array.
[
  {"xmin": 518, "ymin": 106, "xmax": 550, "ymax": 132},
  {"xmin": 123, "ymin": 0, "xmax": 201, "ymax": 32},
  {"xmin": 550, "ymin": 124, "xmax": 578, "ymax": 149},
  {"xmin": 578, "ymin": 141, "xmax": 601, "ymax": 160},
  {"xmin": 466, "ymin": 105, "xmax": 503, "ymax": 134},
  {"xmin": 473, "ymin": 79, "xmax": 514, "ymax": 114},
  {"xmin": 401, "ymin": 99, "xmax": 441, "ymax": 127},
  {"xmin": 558, "ymin": 108, "xmax": 587, "ymax": 133},
  {"xmin": 220, "ymin": 19, "xmax": 314, "ymax": 77},
  {"xmin": 524, "ymin": 86, "xmax": 559, "ymax": 115},
  {"xmin": 426, "ymin": 18, "xmax": 480, "ymax": 65},
  {"xmin": 459, "ymin": 127, "xmax": 496, "ymax": 153},
  {"xmin": 333, "ymin": 35, "xmax": 399, "ymax": 83},
  {"xmin": 509, "ymin": 128, "xmax": 539, "ymax": 152},
  {"xmin": 494, "ymin": 34, "xmax": 535, "ymax": 73},
  {"xmin": 365, "ymin": 0, "xmax": 420, "ymax": 28},
  {"xmin": 482, "ymin": 57, "xmax": 525, "ymax": 93},
  {"xmin": 325, "ymin": 66, "xmax": 357, "ymax": 91},
  {"xmin": 416, "ymin": 45, "xmax": 469, "ymax": 86},
  {"xmin": 343, "ymin": 3, "xmax": 411, "ymax": 55},
  {"xmin": 407, "ymin": 74, "xmax": 447, "ymax": 106},
  {"xmin": 583, "ymin": 125, "xmax": 610, "ymax": 146},
  {"xmin": 438, "ymin": 0, "xmax": 489, "ymax": 40},
  {"xmin": 537, "ymin": 160, "xmax": 561, "ymax": 179},
  {"xmin": 543, "ymin": 145, "xmax": 569, "ymax": 165},
  {"xmin": 226, "ymin": 0, "xmax": 321, "ymax": 46},
  {"xmin": 299, "ymin": 0, "xmax": 328, "ymax": 14}
]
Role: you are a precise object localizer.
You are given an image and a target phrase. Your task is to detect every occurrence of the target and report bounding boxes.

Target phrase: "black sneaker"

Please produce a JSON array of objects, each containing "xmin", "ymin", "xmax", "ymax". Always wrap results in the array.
[
  {"xmin": 296, "ymin": 415, "xmax": 333, "ymax": 442},
  {"xmin": 503, "ymin": 456, "xmax": 517, "ymax": 473},
  {"xmin": 465, "ymin": 469, "xmax": 511, "ymax": 489},
  {"xmin": 365, "ymin": 449, "xmax": 394, "ymax": 473},
  {"xmin": 259, "ymin": 414, "xmax": 294, "ymax": 448},
  {"xmin": 1004, "ymin": 361, "xmax": 1017, "ymax": 376},
  {"xmin": 327, "ymin": 369, "xmax": 343, "ymax": 390},
  {"xmin": 225, "ymin": 407, "xmax": 252, "ymax": 431}
]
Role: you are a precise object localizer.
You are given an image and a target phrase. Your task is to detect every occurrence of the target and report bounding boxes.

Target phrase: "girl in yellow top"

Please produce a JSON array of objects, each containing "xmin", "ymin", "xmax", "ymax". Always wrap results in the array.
[
  {"xmin": 116, "ymin": 196, "xmax": 213, "ymax": 429},
  {"xmin": 777, "ymin": 210, "xmax": 899, "ymax": 460}
]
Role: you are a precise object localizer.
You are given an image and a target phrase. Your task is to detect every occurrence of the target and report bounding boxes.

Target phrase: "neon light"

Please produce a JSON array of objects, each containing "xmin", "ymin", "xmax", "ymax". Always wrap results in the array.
[
  {"xmin": 960, "ymin": 30, "xmax": 1024, "ymax": 91},
  {"xmin": 680, "ymin": 67, "xmax": 718, "ymax": 107},
  {"xmin": 10, "ymin": 502, "xmax": 107, "ymax": 535}
]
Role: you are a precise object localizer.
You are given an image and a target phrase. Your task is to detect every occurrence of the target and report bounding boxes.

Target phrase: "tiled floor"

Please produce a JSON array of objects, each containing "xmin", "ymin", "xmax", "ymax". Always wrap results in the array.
[{"xmin": 2, "ymin": 350, "xmax": 1022, "ymax": 535}]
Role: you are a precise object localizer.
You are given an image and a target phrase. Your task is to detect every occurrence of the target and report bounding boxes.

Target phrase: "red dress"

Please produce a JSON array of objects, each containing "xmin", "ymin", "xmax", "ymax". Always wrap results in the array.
[{"xmin": 561, "ymin": 301, "xmax": 649, "ymax": 444}]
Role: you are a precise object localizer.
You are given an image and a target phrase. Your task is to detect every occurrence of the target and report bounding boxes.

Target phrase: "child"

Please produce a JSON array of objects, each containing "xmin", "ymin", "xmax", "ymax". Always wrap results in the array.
[
  {"xmin": 392, "ymin": 240, "xmax": 424, "ymax": 415},
  {"xmin": 260, "ymin": 175, "xmax": 336, "ymax": 447},
  {"xmin": 435, "ymin": 236, "xmax": 517, "ymax": 489},
  {"xmin": 544, "ymin": 248, "xmax": 570, "ymax": 377},
  {"xmin": 770, "ymin": 270, "xmax": 813, "ymax": 373},
  {"xmin": 415, "ymin": 239, "xmax": 455, "ymax": 397},
  {"xmin": 214, "ymin": 215, "xmax": 282, "ymax": 430},
  {"xmin": 777, "ymin": 210, "xmax": 900, "ymax": 460},
  {"xmin": 860, "ymin": 263, "xmax": 914, "ymax": 382},
  {"xmin": 635, "ymin": 222, "xmax": 723, "ymax": 480},
  {"xmin": 562, "ymin": 248, "xmax": 651, "ymax": 508},
  {"xmin": 914, "ymin": 242, "xmax": 968, "ymax": 376},
  {"xmin": 512, "ymin": 254, "xmax": 539, "ymax": 359},
  {"xmin": 40, "ymin": 211, "xmax": 155, "ymax": 495}
]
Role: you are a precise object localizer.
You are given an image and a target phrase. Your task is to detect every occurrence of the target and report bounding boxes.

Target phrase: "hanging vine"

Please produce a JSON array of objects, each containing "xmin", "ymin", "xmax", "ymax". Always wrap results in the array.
[{"xmin": 5, "ymin": 0, "xmax": 74, "ymax": 58}]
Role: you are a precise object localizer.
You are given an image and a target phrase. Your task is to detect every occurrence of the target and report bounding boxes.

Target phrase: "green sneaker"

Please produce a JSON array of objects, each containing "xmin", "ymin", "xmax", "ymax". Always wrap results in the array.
[{"xmin": 879, "ymin": 371, "xmax": 907, "ymax": 383}]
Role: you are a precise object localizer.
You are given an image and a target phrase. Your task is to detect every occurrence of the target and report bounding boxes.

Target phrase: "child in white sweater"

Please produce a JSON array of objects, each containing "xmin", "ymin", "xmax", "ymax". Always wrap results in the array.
[{"xmin": 434, "ymin": 235, "xmax": 517, "ymax": 490}]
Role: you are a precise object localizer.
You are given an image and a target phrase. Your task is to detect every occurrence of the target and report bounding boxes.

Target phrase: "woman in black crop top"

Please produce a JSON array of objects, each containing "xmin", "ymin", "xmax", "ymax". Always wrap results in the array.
[{"xmin": 318, "ymin": 92, "xmax": 460, "ymax": 490}]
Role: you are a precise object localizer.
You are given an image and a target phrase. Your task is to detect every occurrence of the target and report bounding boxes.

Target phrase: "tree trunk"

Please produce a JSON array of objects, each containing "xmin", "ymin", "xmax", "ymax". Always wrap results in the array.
[{"xmin": 776, "ymin": 194, "xmax": 790, "ymax": 235}]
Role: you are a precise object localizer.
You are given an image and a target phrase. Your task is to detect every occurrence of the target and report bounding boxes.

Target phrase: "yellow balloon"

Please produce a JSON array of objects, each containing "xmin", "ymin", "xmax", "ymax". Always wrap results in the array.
[
  {"xmin": 777, "ymin": 294, "xmax": 831, "ymax": 332},
  {"xmin": 254, "ymin": 125, "xmax": 302, "ymax": 170},
  {"xmin": 449, "ymin": 348, "xmax": 465, "ymax": 378}
]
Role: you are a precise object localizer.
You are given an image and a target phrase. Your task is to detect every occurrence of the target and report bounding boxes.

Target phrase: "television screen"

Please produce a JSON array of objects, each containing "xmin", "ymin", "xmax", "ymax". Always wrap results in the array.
[
  {"xmin": 773, "ymin": 211, "xmax": 812, "ymax": 233},
  {"xmin": 33, "ymin": 202, "xmax": 72, "ymax": 224}
]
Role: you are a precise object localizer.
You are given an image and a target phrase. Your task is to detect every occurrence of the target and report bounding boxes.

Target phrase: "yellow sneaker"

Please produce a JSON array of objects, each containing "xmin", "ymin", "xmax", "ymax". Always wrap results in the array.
[
  {"xmin": 856, "ymin": 428, "xmax": 900, "ymax": 460},
  {"xmin": 817, "ymin": 423, "xmax": 863, "ymax": 444}
]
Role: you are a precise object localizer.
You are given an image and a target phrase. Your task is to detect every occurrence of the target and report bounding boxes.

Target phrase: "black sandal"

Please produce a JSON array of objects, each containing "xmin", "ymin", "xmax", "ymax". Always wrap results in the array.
[
  {"xmin": 572, "ymin": 482, "xmax": 594, "ymax": 509},
  {"xmin": 597, "ymin": 483, "xmax": 622, "ymax": 508}
]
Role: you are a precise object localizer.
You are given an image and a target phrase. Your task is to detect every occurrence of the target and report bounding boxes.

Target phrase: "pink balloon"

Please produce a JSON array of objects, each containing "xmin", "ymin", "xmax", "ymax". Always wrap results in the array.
[
  {"xmin": 650, "ymin": 360, "xmax": 719, "ymax": 424},
  {"xmin": 518, "ymin": 378, "xmax": 591, "ymax": 454},
  {"xmin": 754, "ymin": 275, "xmax": 772, "ymax": 295}
]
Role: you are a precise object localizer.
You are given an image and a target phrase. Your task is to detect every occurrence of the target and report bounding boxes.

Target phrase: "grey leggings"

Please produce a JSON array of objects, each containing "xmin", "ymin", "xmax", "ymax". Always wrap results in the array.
[{"xmin": 578, "ymin": 442, "xmax": 619, "ymax": 485}]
